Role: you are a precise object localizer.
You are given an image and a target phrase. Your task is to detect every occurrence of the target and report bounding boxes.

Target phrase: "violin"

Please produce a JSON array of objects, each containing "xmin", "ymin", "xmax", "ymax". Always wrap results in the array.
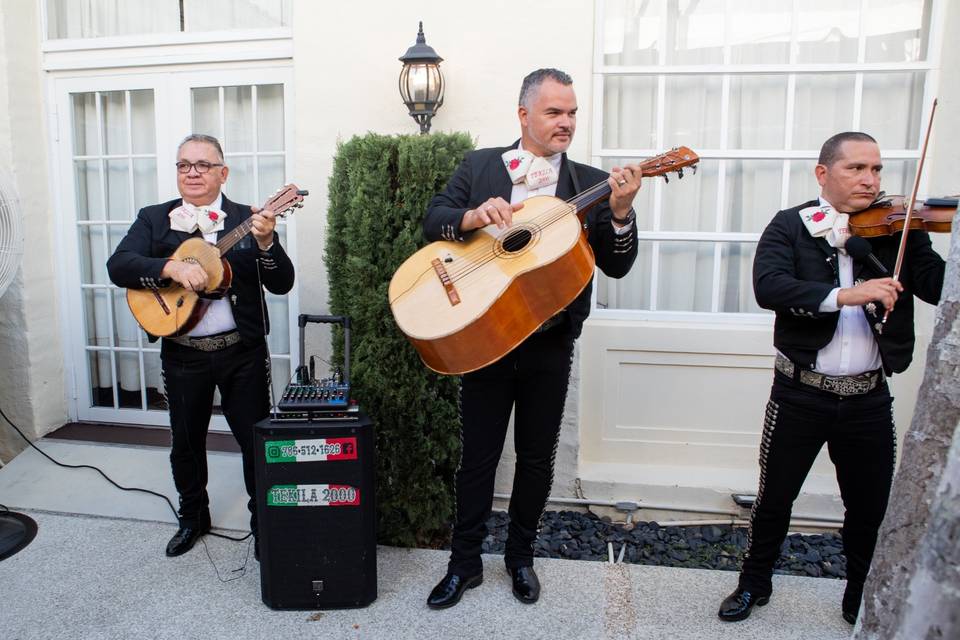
[{"xmin": 848, "ymin": 193, "xmax": 957, "ymax": 238}]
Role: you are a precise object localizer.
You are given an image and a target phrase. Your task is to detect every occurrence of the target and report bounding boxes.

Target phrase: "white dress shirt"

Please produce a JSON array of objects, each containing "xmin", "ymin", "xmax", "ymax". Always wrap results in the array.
[
  {"xmin": 813, "ymin": 197, "xmax": 882, "ymax": 375},
  {"xmin": 508, "ymin": 143, "xmax": 633, "ymax": 235},
  {"xmin": 184, "ymin": 193, "xmax": 239, "ymax": 337}
]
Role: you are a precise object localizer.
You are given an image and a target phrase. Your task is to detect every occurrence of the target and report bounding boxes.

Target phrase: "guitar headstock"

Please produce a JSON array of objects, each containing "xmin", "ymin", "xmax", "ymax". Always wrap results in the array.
[
  {"xmin": 639, "ymin": 146, "xmax": 699, "ymax": 183},
  {"xmin": 263, "ymin": 184, "xmax": 308, "ymax": 217}
]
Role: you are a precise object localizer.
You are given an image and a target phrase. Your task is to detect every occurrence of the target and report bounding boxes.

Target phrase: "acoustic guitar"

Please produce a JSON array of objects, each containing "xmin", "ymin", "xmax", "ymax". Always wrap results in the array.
[
  {"xmin": 126, "ymin": 184, "xmax": 307, "ymax": 337},
  {"xmin": 389, "ymin": 147, "xmax": 699, "ymax": 375}
]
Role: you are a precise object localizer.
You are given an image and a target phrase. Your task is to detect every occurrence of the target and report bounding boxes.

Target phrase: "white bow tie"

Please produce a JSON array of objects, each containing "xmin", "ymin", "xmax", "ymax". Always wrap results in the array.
[
  {"xmin": 798, "ymin": 204, "xmax": 850, "ymax": 252},
  {"xmin": 502, "ymin": 149, "xmax": 560, "ymax": 189},
  {"xmin": 169, "ymin": 201, "xmax": 227, "ymax": 234}
]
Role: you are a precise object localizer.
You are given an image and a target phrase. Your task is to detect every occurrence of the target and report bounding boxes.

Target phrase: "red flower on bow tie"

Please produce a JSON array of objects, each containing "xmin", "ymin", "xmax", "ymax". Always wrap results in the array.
[
  {"xmin": 208, "ymin": 212, "xmax": 219, "ymax": 221},
  {"xmin": 811, "ymin": 211, "xmax": 826, "ymax": 222},
  {"xmin": 508, "ymin": 158, "xmax": 521, "ymax": 170}
]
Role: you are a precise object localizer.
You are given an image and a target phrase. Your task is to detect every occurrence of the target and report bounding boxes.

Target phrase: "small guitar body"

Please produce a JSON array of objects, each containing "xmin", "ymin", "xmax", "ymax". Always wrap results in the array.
[{"xmin": 125, "ymin": 185, "xmax": 307, "ymax": 337}]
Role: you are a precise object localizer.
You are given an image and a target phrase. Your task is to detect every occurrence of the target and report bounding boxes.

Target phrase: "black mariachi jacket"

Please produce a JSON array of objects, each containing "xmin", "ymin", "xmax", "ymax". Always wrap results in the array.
[
  {"xmin": 107, "ymin": 194, "xmax": 295, "ymax": 344},
  {"xmin": 753, "ymin": 199, "xmax": 944, "ymax": 374},
  {"xmin": 424, "ymin": 143, "xmax": 639, "ymax": 340}
]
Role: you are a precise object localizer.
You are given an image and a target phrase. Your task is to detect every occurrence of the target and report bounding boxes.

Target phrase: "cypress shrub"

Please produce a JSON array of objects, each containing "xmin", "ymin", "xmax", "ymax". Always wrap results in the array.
[{"xmin": 325, "ymin": 132, "xmax": 475, "ymax": 547}]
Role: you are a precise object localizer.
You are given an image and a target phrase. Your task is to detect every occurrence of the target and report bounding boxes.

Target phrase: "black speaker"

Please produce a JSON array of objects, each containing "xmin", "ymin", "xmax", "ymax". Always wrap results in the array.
[{"xmin": 254, "ymin": 413, "xmax": 377, "ymax": 609}]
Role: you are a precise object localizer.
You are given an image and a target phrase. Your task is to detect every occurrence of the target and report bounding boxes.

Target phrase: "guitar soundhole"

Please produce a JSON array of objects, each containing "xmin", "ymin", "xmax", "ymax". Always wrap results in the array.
[{"xmin": 501, "ymin": 228, "xmax": 533, "ymax": 253}]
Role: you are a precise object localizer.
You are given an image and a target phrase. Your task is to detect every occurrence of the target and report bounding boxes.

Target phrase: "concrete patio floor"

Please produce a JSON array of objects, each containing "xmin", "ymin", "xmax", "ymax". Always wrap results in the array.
[{"xmin": 0, "ymin": 440, "xmax": 854, "ymax": 640}]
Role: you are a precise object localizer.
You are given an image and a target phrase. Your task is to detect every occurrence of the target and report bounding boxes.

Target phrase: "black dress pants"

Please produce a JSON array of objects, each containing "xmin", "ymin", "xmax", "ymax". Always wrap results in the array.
[
  {"xmin": 161, "ymin": 338, "xmax": 270, "ymax": 533},
  {"xmin": 739, "ymin": 371, "xmax": 895, "ymax": 599},
  {"xmin": 448, "ymin": 323, "xmax": 575, "ymax": 577}
]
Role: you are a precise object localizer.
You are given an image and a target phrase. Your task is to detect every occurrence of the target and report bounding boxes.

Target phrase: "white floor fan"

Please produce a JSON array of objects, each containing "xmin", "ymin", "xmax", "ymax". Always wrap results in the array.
[{"xmin": 0, "ymin": 169, "xmax": 35, "ymax": 561}]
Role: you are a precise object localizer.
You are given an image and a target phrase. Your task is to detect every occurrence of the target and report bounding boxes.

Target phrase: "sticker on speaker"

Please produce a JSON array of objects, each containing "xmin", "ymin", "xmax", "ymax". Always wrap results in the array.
[
  {"xmin": 267, "ymin": 484, "xmax": 360, "ymax": 507},
  {"xmin": 265, "ymin": 437, "xmax": 358, "ymax": 463}
]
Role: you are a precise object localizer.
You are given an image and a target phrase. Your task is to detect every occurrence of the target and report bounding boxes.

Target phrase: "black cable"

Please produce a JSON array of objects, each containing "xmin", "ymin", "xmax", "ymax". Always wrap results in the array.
[{"xmin": 0, "ymin": 404, "xmax": 249, "ymax": 543}]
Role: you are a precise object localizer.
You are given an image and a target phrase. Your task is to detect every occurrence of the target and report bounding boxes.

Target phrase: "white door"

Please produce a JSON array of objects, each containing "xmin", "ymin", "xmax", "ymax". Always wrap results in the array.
[{"xmin": 53, "ymin": 67, "xmax": 298, "ymax": 430}]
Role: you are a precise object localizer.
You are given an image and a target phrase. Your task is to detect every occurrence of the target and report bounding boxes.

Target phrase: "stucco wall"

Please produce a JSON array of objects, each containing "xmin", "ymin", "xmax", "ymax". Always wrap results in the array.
[{"xmin": 0, "ymin": 0, "xmax": 67, "ymax": 462}]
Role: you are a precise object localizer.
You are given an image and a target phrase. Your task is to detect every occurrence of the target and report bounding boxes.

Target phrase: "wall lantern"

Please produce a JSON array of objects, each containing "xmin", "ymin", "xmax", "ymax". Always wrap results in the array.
[{"xmin": 398, "ymin": 22, "xmax": 445, "ymax": 134}]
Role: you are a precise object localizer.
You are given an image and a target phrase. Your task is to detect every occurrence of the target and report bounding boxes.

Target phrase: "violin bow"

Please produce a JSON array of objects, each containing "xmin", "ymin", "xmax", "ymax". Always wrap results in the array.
[{"xmin": 883, "ymin": 97, "xmax": 938, "ymax": 325}]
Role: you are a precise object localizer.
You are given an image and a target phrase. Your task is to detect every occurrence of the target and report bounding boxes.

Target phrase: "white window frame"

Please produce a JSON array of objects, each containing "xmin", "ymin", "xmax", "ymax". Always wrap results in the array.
[{"xmin": 590, "ymin": 0, "xmax": 947, "ymax": 324}]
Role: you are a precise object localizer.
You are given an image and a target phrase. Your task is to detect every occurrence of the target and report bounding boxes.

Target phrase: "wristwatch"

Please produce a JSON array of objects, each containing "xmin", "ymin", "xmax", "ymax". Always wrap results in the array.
[{"xmin": 611, "ymin": 208, "xmax": 636, "ymax": 226}]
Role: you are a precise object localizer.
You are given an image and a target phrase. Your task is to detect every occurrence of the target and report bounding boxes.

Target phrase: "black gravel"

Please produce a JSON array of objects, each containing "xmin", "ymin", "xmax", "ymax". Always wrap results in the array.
[{"xmin": 476, "ymin": 510, "xmax": 847, "ymax": 579}]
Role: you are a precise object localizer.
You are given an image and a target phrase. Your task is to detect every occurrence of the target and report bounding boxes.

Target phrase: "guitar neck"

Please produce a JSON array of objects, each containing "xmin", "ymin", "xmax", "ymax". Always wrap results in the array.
[
  {"xmin": 570, "ymin": 182, "xmax": 613, "ymax": 217},
  {"xmin": 215, "ymin": 217, "xmax": 256, "ymax": 255}
]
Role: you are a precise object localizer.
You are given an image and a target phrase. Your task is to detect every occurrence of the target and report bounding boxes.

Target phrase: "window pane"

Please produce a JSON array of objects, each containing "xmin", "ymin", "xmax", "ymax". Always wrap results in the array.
[
  {"xmin": 74, "ymin": 160, "xmax": 102, "ymax": 221},
  {"xmin": 83, "ymin": 288, "xmax": 112, "ymax": 347},
  {"xmin": 46, "ymin": 0, "xmax": 179, "ymax": 39},
  {"xmin": 728, "ymin": 0, "xmax": 791, "ymax": 64},
  {"xmin": 88, "ymin": 350, "xmax": 114, "ymax": 407},
  {"xmin": 795, "ymin": 0, "xmax": 860, "ymax": 63},
  {"xmin": 144, "ymin": 351, "xmax": 165, "ymax": 411},
  {"xmin": 723, "ymin": 160, "xmax": 782, "ymax": 233},
  {"xmin": 259, "ymin": 156, "xmax": 286, "ymax": 207},
  {"xmin": 664, "ymin": 75, "xmax": 722, "ymax": 150},
  {"xmin": 602, "ymin": 76, "xmax": 657, "ymax": 150},
  {"xmin": 657, "ymin": 242, "xmax": 713, "ymax": 311},
  {"xmin": 864, "ymin": 0, "xmax": 931, "ymax": 62},
  {"xmin": 225, "ymin": 155, "xmax": 254, "ymax": 205},
  {"xmin": 665, "ymin": 0, "xmax": 724, "ymax": 65},
  {"xmin": 788, "ymin": 159, "xmax": 819, "ymax": 206},
  {"xmin": 596, "ymin": 240, "xmax": 654, "ymax": 310},
  {"xmin": 861, "ymin": 72, "xmax": 924, "ymax": 149},
  {"xmin": 133, "ymin": 159, "xmax": 157, "ymax": 212},
  {"xmin": 257, "ymin": 84, "xmax": 285, "ymax": 152},
  {"xmin": 600, "ymin": 158, "xmax": 654, "ymax": 230},
  {"xmin": 105, "ymin": 160, "xmax": 130, "ymax": 220},
  {"xmin": 878, "ymin": 160, "xmax": 918, "ymax": 198},
  {"xmin": 266, "ymin": 295, "xmax": 289, "ymax": 353},
  {"xmin": 660, "ymin": 158, "xmax": 718, "ymax": 232},
  {"xmin": 191, "ymin": 87, "xmax": 221, "ymax": 140},
  {"xmin": 728, "ymin": 75, "xmax": 787, "ymax": 149},
  {"xmin": 224, "ymin": 86, "xmax": 254, "ymax": 152},
  {"xmin": 183, "ymin": 0, "xmax": 291, "ymax": 31},
  {"xmin": 130, "ymin": 90, "xmax": 156, "ymax": 154},
  {"xmin": 793, "ymin": 74, "xmax": 855, "ymax": 151},
  {"xmin": 720, "ymin": 243, "xmax": 767, "ymax": 313},
  {"xmin": 72, "ymin": 93, "xmax": 98, "ymax": 156},
  {"xmin": 602, "ymin": 0, "xmax": 660, "ymax": 66},
  {"xmin": 100, "ymin": 92, "xmax": 128, "ymax": 155},
  {"xmin": 79, "ymin": 225, "xmax": 107, "ymax": 285},
  {"xmin": 270, "ymin": 358, "xmax": 291, "ymax": 409},
  {"xmin": 116, "ymin": 352, "xmax": 142, "ymax": 408}
]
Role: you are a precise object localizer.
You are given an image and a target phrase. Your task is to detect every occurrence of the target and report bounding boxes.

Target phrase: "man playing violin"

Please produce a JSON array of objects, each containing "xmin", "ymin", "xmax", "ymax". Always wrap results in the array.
[
  {"xmin": 423, "ymin": 68, "xmax": 641, "ymax": 609},
  {"xmin": 718, "ymin": 132, "xmax": 945, "ymax": 624},
  {"xmin": 108, "ymin": 134, "xmax": 294, "ymax": 558}
]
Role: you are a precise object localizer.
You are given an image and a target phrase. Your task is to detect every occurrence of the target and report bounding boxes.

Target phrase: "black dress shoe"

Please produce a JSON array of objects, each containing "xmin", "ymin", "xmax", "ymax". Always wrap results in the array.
[
  {"xmin": 165, "ymin": 526, "xmax": 207, "ymax": 557},
  {"xmin": 509, "ymin": 566, "xmax": 541, "ymax": 604},
  {"xmin": 717, "ymin": 588, "xmax": 770, "ymax": 621},
  {"xmin": 427, "ymin": 573, "xmax": 483, "ymax": 609},
  {"xmin": 842, "ymin": 584, "xmax": 862, "ymax": 625}
]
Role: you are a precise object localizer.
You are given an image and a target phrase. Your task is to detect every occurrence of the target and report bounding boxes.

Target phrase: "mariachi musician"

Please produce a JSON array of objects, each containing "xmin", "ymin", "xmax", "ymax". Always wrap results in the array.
[
  {"xmin": 107, "ymin": 134, "xmax": 294, "ymax": 559},
  {"xmin": 718, "ymin": 131, "xmax": 945, "ymax": 625},
  {"xmin": 422, "ymin": 68, "xmax": 641, "ymax": 609}
]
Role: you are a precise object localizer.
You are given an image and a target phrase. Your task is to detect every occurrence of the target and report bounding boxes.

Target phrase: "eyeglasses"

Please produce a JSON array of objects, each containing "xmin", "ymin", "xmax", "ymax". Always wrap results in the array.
[{"xmin": 175, "ymin": 161, "xmax": 224, "ymax": 174}]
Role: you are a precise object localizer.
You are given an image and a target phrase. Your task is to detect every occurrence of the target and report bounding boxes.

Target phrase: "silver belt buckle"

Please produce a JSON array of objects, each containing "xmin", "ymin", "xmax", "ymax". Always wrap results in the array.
[
  {"xmin": 172, "ymin": 331, "xmax": 240, "ymax": 351},
  {"xmin": 799, "ymin": 369, "xmax": 879, "ymax": 396}
]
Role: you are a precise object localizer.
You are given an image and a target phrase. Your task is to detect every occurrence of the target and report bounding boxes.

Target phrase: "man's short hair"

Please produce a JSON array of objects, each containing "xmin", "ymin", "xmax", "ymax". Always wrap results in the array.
[
  {"xmin": 818, "ymin": 132, "xmax": 877, "ymax": 166},
  {"xmin": 178, "ymin": 133, "xmax": 225, "ymax": 162},
  {"xmin": 519, "ymin": 68, "xmax": 573, "ymax": 108}
]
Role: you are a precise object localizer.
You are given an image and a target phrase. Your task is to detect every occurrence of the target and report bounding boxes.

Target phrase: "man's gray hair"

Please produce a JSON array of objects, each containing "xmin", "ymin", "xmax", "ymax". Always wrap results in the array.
[
  {"xmin": 178, "ymin": 133, "xmax": 225, "ymax": 162},
  {"xmin": 818, "ymin": 131, "xmax": 877, "ymax": 166},
  {"xmin": 518, "ymin": 68, "xmax": 573, "ymax": 108}
]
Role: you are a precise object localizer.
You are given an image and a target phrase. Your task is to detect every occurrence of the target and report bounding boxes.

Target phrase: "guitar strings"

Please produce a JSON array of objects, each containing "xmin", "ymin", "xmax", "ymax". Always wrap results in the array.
[{"xmin": 441, "ymin": 180, "xmax": 611, "ymax": 280}]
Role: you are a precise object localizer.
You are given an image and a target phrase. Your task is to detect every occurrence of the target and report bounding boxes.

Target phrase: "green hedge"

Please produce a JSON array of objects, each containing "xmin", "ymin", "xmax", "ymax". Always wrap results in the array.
[{"xmin": 325, "ymin": 132, "xmax": 475, "ymax": 547}]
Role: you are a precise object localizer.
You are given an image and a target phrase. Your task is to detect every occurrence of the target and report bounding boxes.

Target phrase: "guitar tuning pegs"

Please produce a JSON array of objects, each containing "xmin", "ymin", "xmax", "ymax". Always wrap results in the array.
[
  {"xmin": 663, "ymin": 174, "xmax": 669, "ymax": 183},
  {"xmin": 677, "ymin": 168, "xmax": 684, "ymax": 179},
  {"xmin": 691, "ymin": 164, "xmax": 698, "ymax": 175}
]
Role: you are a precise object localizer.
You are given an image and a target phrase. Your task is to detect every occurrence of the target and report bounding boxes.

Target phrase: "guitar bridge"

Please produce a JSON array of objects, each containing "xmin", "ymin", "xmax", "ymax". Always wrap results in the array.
[{"xmin": 431, "ymin": 258, "xmax": 460, "ymax": 306}]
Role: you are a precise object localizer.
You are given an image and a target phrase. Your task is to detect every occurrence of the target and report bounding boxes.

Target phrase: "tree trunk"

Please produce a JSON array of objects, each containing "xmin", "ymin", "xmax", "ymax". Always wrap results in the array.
[{"xmin": 855, "ymin": 214, "xmax": 960, "ymax": 638}]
